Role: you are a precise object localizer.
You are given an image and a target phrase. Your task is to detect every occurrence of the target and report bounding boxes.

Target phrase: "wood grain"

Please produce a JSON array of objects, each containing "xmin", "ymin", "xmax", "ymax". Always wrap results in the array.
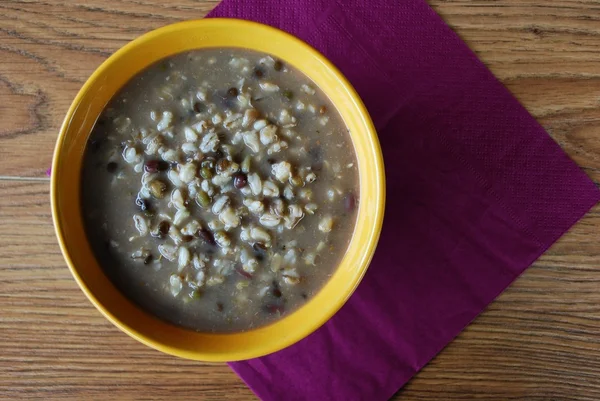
[{"xmin": 1, "ymin": 0, "xmax": 600, "ymax": 400}]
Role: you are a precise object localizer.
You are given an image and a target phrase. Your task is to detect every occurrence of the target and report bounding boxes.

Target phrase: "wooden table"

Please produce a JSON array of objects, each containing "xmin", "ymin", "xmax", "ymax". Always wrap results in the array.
[{"xmin": 2, "ymin": 1, "xmax": 600, "ymax": 399}]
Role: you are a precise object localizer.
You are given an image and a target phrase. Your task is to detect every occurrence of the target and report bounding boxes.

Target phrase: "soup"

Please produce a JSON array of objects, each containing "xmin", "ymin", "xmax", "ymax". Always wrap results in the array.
[{"xmin": 81, "ymin": 48, "xmax": 359, "ymax": 332}]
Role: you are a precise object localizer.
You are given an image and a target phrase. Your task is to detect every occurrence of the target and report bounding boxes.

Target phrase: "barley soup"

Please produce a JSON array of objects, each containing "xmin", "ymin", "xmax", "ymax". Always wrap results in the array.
[{"xmin": 82, "ymin": 48, "xmax": 359, "ymax": 332}]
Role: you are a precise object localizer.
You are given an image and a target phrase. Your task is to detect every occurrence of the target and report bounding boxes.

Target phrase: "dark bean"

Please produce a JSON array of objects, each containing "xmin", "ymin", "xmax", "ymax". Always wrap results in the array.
[
  {"xmin": 253, "ymin": 68, "xmax": 264, "ymax": 78},
  {"xmin": 193, "ymin": 102, "xmax": 205, "ymax": 113},
  {"xmin": 155, "ymin": 221, "xmax": 170, "ymax": 238},
  {"xmin": 319, "ymin": 105, "xmax": 327, "ymax": 114},
  {"xmin": 233, "ymin": 173, "xmax": 248, "ymax": 189},
  {"xmin": 308, "ymin": 146, "xmax": 322, "ymax": 161},
  {"xmin": 236, "ymin": 266, "xmax": 253, "ymax": 279},
  {"xmin": 144, "ymin": 160, "xmax": 159, "ymax": 173},
  {"xmin": 214, "ymin": 150, "xmax": 224, "ymax": 159},
  {"xmin": 157, "ymin": 161, "xmax": 169, "ymax": 171},
  {"xmin": 283, "ymin": 90, "xmax": 293, "ymax": 100},
  {"xmin": 273, "ymin": 60, "xmax": 283, "ymax": 71},
  {"xmin": 216, "ymin": 302, "xmax": 224, "ymax": 312},
  {"xmin": 301, "ymin": 292, "xmax": 308, "ymax": 300},
  {"xmin": 106, "ymin": 162, "xmax": 118, "ymax": 173},
  {"xmin": 144, "ymin": 159, "xmax": 169, "ymax": 173},
  {"xmin": 227, "ymin": 87, "xmax": 238, "ymax": 97},
  {"xmin": 267, "ymin": 158, "xmax": 276, "ymax": 165},
  {"xmin": 272, "ymin": 288, "xmax": 282, "ymax": 298},
  {"xmin": 197, "ymin": 228, "xmax": 216, "ymax": 246},
  {"xmin": 181, "ymin": 235, "xmax": 194, "ymax": 243},
  {"xmin": 143, "ymin": 254, "xmax": 153, "ymax": 265},
  {"xmin": 253, "ymin": 242, "xmax": 267, "ymax": 254},
  {"xmin": 343, "ymin": 193, "xmax": 356, "ymax": 212},
  {"xmin": 135, "ymin": 197, "xmax": 150, "ymax": 211}
]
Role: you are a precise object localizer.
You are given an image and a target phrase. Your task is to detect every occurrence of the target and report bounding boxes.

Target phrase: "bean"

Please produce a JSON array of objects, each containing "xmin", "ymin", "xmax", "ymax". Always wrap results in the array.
[
  {"xmin": 181, "ymin": 235, "xmax": 194, "ymax": 243},
  {"xmin": 144, "ymin": 160, "xmax": 159, "ymax": 173},
  {"xmin": 253, "ymin": 68, "xmax": 264, "ymax": 78},
  {"xmin": 148, "ymin": 180, "xmax": 167, "ymax": 199},
  {"xmin": 216, "ymin": 158, "xmax": 231, "ymax": 174},
  {"xmin": 290, "ymin": 176, "xmax": 304, "ymax": 187},
  {"xmin": 253, "ymin": 242, "xmax": 267, "ymax": 261},
  {"xmin": 158, "ymin": 161, "xmax": 170, "ymax": 171},
  {"xmin": 253, "ymin": 242, "xmax": 267, "ymax": 253},
  {"xmin": 157, "ymin": 221, "xmax": 170, "ymax": 237},
  {"xmin": 308, "ymin": 146, "xmax": 322, "ymax": 161},
  {"xmin": 319, "ymin": 105, "xmax": 327, "ymax": 114},
  {"xmin": 196, "ymin": 191, "xmax": 211, "ymax": 208},
  {"xmin": 283, "ymin": 90, "xmax": 293, "ymax": 100},
  {"xmin": 309, "ymin": 146, "xmax": 323, "ymax": 171},
  {"xmin": 193, "ymin": 102, "xmax": 205, "ymax": 113},
  {"xmin": 190, "ymin": 290, "xmax": 203, "ymax": 299},
  {"xmin": 143, "ymin": 254, "xmax": 153, "ymax": 265},
  {"xmin": 144, "ymin": 159, "xmax": 169, "ymax": 173},
  {"xmin": 200, "ymin": 167, "xmax": 213, "ymax": 179},
  {"xmin": 201, "ymin": 158, "xmax": 215, "ymax": 168},
  {"xmin": 236, "ymin": 266, "xmax": 253, "ymax": 279},
  {"xmin": 216, "ymin": 302, "xmax": 224, "ymax": 312},
  {"xmin": 272, "ymin": 287, "xmax": 282, "ymax": 298},
  {"xmin": 106, "ymin": 162, "xmax": 118, "ymax": 173},
  {"xmin": 273, "ymin": 60, "xmax": 283, "ymax": 71},
  {"xmin": 344, "ymin": 193, "xmax": 356, "ymax": 212},
  {"xmin": 197, "ymin": 228, "xmax": 216, "ymax": 246},
  {"xmin": 227, "ymin": 87, "xmax": 238, "ymax": 97},
  {"xmin": 233, "ymin": 173, "xmax": 248, "ymax": 189}
]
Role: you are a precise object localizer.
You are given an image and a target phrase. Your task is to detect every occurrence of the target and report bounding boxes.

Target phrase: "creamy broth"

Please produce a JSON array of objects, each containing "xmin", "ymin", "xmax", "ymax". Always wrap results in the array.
[{"xmin": 82, "ymin": 48, "xmax": 359, "ymax": 332}]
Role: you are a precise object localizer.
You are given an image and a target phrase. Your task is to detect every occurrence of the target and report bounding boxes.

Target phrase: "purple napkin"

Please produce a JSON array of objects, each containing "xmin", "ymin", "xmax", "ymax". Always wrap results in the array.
[{"xmin": 208, "ymin": 1, "xmax": 600, "ymax": 400}]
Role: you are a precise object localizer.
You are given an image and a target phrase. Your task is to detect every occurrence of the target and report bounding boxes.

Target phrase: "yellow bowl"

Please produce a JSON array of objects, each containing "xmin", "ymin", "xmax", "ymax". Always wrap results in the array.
[{"xmin": 51, "ymin": 18, "xmax": 385, "ymax": 362}]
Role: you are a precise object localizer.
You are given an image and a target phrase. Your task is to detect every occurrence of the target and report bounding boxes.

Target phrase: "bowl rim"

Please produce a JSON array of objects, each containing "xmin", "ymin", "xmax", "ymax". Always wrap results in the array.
[{"xmin": 51, "ymin": 18, "xmax": 385, "ymax": 361}]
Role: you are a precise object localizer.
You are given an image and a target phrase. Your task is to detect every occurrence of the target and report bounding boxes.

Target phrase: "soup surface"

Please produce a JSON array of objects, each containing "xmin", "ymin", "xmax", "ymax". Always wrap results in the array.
[{"xmin": 82, "ymin": 48, "xmax": 359, "ymax": 332}]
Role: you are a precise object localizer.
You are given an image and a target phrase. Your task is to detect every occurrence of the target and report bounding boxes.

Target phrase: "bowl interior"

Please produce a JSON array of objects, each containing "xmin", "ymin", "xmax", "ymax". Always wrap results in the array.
[{"xmin": 52, "ymin": 18, "xmax": 385, "ymax": 361}]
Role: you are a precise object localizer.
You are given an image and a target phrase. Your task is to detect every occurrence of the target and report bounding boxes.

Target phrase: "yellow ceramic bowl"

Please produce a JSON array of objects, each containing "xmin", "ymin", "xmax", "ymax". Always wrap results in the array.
[{"xmin": 51, "ymin": 18, "xmax": 385, "ymax": 362}]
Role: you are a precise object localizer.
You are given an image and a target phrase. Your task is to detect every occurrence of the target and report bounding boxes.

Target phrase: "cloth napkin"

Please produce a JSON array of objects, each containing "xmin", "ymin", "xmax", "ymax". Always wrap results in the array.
[{"xmin": 207, "ymin": 0, "xmax": 600, "ymax": 400}]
